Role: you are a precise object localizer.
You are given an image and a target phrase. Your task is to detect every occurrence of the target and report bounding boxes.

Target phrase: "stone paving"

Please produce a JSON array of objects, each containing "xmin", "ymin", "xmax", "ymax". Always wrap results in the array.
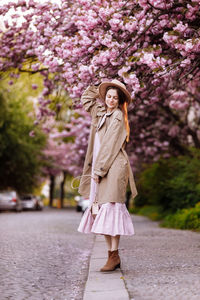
[
  {"xmin": 120, "ymin": 214, "xmax": 200, "ymax": 300},
  {"xmin": 0, "ymin": 208, "xmax": 94, "ymax": 300},
  {"xmin": 1, "ymin": 208, "xmax": 200, "ymax": 300}
]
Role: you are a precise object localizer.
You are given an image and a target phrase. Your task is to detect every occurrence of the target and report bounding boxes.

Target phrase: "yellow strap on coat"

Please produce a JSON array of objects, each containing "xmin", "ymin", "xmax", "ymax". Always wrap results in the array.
[{"xmin": 123, "ymin": 102, "xmax": 130, "ymax": 142}]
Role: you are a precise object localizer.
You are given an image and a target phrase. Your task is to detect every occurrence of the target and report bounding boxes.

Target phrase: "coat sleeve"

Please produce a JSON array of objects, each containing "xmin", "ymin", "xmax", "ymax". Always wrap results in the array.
[
  {"xmin": 81, "ymin": 85, "xmax": 104, "ymax": 118},
  {"xmin": 93, "ymin": 111, "xmax": 125, "ymax": 177}
]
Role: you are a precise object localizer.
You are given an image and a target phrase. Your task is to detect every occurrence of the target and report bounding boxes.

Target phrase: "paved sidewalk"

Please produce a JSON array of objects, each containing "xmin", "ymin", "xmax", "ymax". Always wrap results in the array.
[
  {"xmin": 83, "ymin": 215, "xmax": 200, "ymax": 300},
  {"xmin": 83, "ymin": 235, "xmax": 130, "ymax": 300}
]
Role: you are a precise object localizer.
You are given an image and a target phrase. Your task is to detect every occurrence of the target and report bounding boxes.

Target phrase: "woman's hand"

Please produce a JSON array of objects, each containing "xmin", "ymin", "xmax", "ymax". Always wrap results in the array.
[{"xmin": 93, "ymin": 174, "xmax": 100, "ymax": 184}]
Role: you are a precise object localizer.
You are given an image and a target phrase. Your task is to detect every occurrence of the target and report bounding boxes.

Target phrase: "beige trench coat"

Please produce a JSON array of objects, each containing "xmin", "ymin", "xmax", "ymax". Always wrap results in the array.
[{"xmin": 78, "ymin": 85, "xmax": 138, "ymax": 204}]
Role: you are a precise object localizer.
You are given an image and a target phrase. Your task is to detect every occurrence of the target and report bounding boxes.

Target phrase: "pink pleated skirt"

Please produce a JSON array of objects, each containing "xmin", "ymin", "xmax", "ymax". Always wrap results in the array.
[{"xmin": 78, "ymin": 202, "xmax": 135, "ymax": 236}]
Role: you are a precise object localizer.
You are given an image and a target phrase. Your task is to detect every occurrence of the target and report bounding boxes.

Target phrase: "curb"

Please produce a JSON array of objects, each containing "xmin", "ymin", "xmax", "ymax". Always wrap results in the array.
[{"xmin": 83, "ymin": 235, "xmax": 130, "ymax": 300}]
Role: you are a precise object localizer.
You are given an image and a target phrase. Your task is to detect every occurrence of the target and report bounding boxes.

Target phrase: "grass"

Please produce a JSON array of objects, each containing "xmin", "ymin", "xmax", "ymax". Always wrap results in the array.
[
  {"xmin": 161, "ymin": 202, "xmax": 200, "ymax": 231},
  {"xmin": 129, "ymin": 205, "xmax": 164, "ymax": 221},
  {"xmin": 129, "ymin": 203, "xmax": 200, "ymax": 231}
]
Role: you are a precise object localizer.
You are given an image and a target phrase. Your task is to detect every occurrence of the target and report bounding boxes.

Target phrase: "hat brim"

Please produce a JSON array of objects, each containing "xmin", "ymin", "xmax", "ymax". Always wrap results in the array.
[{"xmin": 98, "ymin": 82, "xmax": 132, "ymax": 104}]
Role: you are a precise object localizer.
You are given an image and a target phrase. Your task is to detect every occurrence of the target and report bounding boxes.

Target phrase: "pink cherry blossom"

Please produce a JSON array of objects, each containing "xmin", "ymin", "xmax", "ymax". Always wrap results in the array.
[
  {"xmin": 32, "ymin": 84, "xmax": 38, "ymax": 90},
  {"xmin": 0, "ymin": 0, "xmax": 199, "ymax": 171}
]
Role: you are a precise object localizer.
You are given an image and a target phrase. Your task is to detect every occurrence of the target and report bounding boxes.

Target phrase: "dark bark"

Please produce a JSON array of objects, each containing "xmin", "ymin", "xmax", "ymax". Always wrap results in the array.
[
  {"xmin": 60, "ymin": 171, "xmax": 67, "ymax": 208},
  {"xmin": 158, "ymin": 102, "xmax": 200, "ymax": 149},
  {"xmin": 187, "ymin": 127, "xmax": 200, "ymax": 148},
  {"xmin": 49, "ymin": 175, "xmax": 55, "ymax": 207}
]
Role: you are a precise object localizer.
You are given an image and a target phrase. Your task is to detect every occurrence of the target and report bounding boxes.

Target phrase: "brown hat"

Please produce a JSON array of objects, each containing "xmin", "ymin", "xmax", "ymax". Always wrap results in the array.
[{"xmin": 98, "ymin": 79, "xmax": 132, "ymax": 104}]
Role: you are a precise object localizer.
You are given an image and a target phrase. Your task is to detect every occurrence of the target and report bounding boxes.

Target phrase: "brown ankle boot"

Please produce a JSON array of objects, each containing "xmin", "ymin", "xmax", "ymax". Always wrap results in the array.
[
  {"xmin": 100, "ymin": 250, "xmax": 111, "ymax": 272},
  {"xmin": 100, "ymin": 250, "xmax": 121, "ymax": 272}
]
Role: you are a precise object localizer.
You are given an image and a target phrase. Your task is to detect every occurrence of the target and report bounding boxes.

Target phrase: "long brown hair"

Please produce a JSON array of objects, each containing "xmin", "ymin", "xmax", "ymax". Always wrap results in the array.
[{"xmin": 105, "ymin": 87, "xmax": 130, "ymax": 142}]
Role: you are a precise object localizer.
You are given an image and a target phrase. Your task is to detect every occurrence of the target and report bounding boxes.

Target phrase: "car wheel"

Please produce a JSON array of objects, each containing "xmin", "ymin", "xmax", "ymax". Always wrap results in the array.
[{"xmin": 76, "ymin": 206, "xmax": 82, "ymax": 212}]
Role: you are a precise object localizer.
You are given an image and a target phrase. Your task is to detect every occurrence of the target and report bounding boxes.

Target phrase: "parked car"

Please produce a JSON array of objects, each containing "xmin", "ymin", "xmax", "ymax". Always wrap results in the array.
[
  {"xmin": 75, "ymin": 195, "xmax": 89, "ymax": 213},
  {"xmin": 0, "ymin": 190, "xmax": 23, "ymax": 212},
  {"xmin": 20, "ymin": 195, "xmax": 43, "ymax": 211}
]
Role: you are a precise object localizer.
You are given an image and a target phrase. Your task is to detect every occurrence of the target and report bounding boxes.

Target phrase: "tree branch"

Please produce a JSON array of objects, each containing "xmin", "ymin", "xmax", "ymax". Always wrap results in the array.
[
  {"xmin": 19, "ymin": 68, "xmax": 49, "ymax": 74},
  {"xmin": 147, "ymin": 0, "xmax": 189, "ymax": 11},
  {"xmin": 116, "ymin": 13, "xmax": 161, "ymax": 59},
  {"xmin": 179, "ymin": 59, "xmax": 200, "ymax": 81}
]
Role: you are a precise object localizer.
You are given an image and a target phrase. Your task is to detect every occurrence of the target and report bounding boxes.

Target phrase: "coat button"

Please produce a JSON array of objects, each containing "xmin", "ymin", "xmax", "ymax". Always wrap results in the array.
[
  {"xmin": 88, "ymin": 163, "xmax": 92, "ymax": 167},
  {"xmin": 100, "ymin": 167, "xmax": 104, "ymax": 171}
]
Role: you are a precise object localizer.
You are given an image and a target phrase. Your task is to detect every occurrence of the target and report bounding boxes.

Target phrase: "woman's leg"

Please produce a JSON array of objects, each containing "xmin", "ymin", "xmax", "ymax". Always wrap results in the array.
[
  {"xmin": 111, "ymin": 235, "xmax": 120, "ymax": 251},
  {"xmin": 100, "ymin": 235, "xmax": 121, "ymax": 271},
  {"xmin": 104, "ymin": 234, "xmax": 111, "ymax": 250}
]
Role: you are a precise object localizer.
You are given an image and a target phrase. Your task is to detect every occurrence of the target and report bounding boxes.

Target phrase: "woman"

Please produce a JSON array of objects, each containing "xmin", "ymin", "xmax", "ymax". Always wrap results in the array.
[{"xmin": 78, "ymin": 79, "xmax": 137, "ymax": 272}]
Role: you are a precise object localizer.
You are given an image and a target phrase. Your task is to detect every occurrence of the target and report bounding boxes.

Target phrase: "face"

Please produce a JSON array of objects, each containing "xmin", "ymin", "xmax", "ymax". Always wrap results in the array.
[{"xmin": 105, "ymin": 89, "xmax": 119, "ymax": 112}]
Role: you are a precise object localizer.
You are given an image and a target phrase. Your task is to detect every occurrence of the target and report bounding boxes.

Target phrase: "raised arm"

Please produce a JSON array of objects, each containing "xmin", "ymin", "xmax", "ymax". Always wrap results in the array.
[{"xmin": 81, "ymin": 85, "xmax": 105, "ymax": 118}]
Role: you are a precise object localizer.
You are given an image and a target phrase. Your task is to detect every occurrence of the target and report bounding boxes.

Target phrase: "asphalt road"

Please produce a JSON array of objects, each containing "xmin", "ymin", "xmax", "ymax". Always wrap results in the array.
[{"xmin": 0, "ymin": 208, "xmax": 94, "ymax": 300}]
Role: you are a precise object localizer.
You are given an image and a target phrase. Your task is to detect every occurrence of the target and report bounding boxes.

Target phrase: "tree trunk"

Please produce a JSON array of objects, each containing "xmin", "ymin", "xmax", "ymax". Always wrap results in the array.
[
  {"xmin": 60, "ymin": 171, "xmax": 67, "ymax": 208},
  {"xmin": 158, "ymin": 102, "xmax": 200, "ymax": 149},
  {"xmin": 49, "ymin": 175, "xmax": 55, "ymax": 207}
]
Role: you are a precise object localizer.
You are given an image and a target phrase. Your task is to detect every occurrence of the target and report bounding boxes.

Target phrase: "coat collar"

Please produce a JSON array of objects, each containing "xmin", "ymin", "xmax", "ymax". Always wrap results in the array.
[
  {"xmin": 97, "ymin": 107, "xmax": 118, "ymax": 117},
  {"xmin": 96, "ymin": 106, "xmax": 106, "ymax": 116},
  {"xmin": 96, "ymin": 106, "xmax": 119, "ymax": 117},
  {"xmin": 97, "ymin": 108, "xmax": 119, "ymax": 131},
  {"xmin": 105, "ymin": 107, "xmax": 118, "ymax": 116}
]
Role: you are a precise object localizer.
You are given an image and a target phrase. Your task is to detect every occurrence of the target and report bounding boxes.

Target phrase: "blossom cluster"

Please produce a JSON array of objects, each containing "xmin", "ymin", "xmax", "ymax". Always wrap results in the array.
[{"xmin": 0, "ymin": 0, "xmax": 200, "ymax": 171}]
